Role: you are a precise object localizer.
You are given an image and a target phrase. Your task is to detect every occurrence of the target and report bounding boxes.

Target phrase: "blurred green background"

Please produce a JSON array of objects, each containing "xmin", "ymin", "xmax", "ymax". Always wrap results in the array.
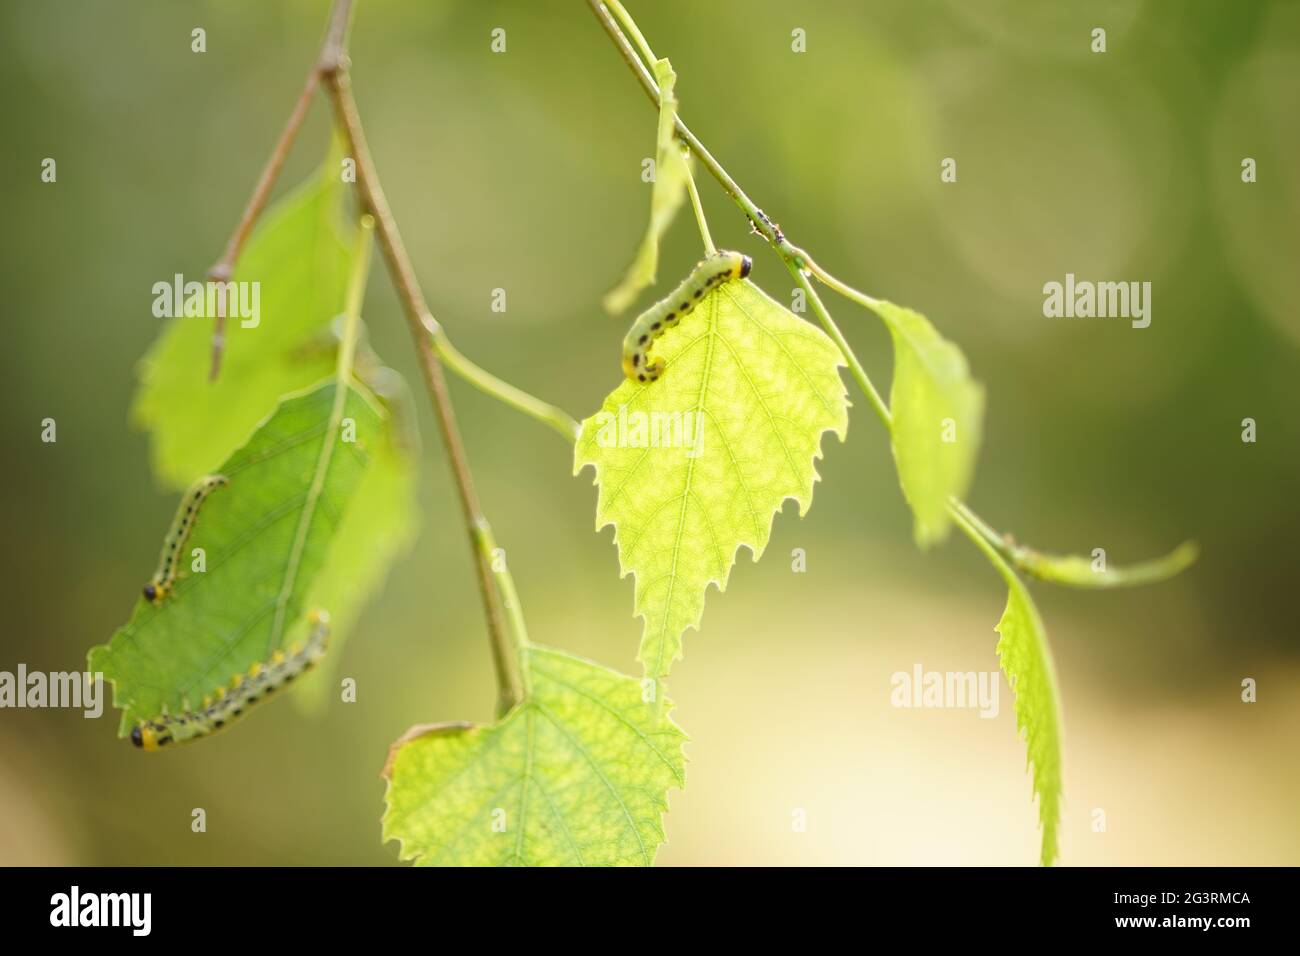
[{"xmin": 2, "ymin": 0, "xmax": 1297, "ymax": 866}]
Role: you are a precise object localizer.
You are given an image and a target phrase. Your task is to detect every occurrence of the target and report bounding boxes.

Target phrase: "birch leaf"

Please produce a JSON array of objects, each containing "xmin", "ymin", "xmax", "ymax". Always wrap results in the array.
[{"xmin": 576, "ymin": 279, "xmax": 848, "ymax": 677}]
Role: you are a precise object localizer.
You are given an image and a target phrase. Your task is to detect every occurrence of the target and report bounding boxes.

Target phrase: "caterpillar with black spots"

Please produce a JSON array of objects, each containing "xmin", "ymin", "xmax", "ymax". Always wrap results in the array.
[
  {"xmin": 622, "ymin": 250, "xmax": 751, "ymax": 383},
  {"xmin": 142, "ymin": 474, "xmax": 228, "ymax": 605},
  {"xmin": 130, "ymin": 610, "xmax": 331, "ymax": 751}
]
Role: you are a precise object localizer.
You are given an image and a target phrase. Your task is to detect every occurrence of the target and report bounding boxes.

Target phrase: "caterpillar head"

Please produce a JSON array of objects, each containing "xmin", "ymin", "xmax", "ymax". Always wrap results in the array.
[
  {"xmin": 636, "ymin": 357, "xmax": 665, "ymax": 383},
  {"xmin": 131, "ymin": 722, "xmax": 169, "ymax": 752},
  {"xmin": 624, "ymin": 352, "xmax": 665, "ymax": 383}
]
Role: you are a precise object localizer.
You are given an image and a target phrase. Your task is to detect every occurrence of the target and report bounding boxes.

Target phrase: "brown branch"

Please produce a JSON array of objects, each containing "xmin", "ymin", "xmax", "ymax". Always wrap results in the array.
[
  {"xmin": 205, "ymin": 0, "xmax": 521, "ymax": 712},
  {"xmin": 205, "ymin": 69, "xmax": 320, "ymax": 381},
  {"xmin": 205, "ymin": 0, "xmax": 359, "ymax": 381},
  {"xmin": 320, "ymin": 35, "xmax": 521, "ymax": 713}
]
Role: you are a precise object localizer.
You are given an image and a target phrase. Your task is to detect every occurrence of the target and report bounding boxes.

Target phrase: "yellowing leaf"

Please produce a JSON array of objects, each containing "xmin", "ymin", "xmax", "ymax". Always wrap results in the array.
[
  {"xmin": 382, "ymin": 645, "xmax": 686, "ymax": 866},
  {"xmin": 873, "ymin": 300, "xmax": 984, "ymax": 548},
  {"xmin": 575, "ymin": 280, "xmax": 848, "ymax": 677},
  {"xmin": 602, "ymin": 58, "xmax": 692, "ymax": 314}
]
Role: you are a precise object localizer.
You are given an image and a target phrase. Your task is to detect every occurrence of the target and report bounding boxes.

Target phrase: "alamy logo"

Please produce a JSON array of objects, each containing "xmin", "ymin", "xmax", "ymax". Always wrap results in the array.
[
  {"xmin": 592, "ymin": 404, "xmax": 706, "ymax": 458},
  {"xmin": 50, "ymin": 886, "xmax": 151, "ymax": 936},
  {"xmin": 1042, "ymin": 273, "xmax": 1151, "ymax": 328},
  {"xmin": 0, "ymin": 667, "xmax": 102, "ymax": 717},
  {"xmin": 151, "ymin": 273, "xmax": 261, "ymax": 328},
  {"xmin": 890, "ymin": 664, "xmax": 1000, "ymax": 718}
]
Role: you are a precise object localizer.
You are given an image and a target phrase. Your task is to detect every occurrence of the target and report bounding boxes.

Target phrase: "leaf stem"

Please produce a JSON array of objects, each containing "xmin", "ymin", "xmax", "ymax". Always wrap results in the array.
[
  {"xmin": 432, "ymin": 333, "xmax": 580, "ymax": 443},
  {"xmin": 588, "ymin": 0, "xmax": 891, "ymax": 426},
  {"xmin": 949, "ymin": 497, "xmax": 1197, "ymax": 588},
  {"xmin": 335, "ymin": 214, "xmax": 375, "ymax": 383},
  {"xmin": 587, "ymin": 0, "xmax": 1194, "ymax": 592},
  {"xmin": 470, "ymin": 519, "xmax": 533, "ymax": 702},
  {"xmin": 683, "ymin": 162, "xmax": 716, "ymax": 257},
  {"xmin": 782, "ymin": 259, "xmax": 892, "ymax": 430},
  {"xmin": 268, "ymin": 211, "xmax": 373, "ymax": 656},
  {"xmin": 604, "ymin": 0, "xmax": 658, "ymax": 65},
  {"xmin": 948, "ymin": 499, "xmax": 1012, "ymax": 583}
]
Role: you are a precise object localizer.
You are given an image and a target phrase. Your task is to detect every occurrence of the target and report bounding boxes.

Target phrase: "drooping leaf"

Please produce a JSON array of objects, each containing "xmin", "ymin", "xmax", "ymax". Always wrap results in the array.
[
  {"xmin": 134, "ymin": 160, "xmax": 356, "ymax": 488},
  {"xmin": 602, "ymin": 57, "xmax": 692, "ymax": 314},
  {"xmin": 872, "ymin": 300, "xmax": 984, "ymax": 548},
  {"xmin": 382, "ymin": 645, "xmax": 686, "ymax": 866},
  {"xmin": 987, "ymin": 548, "xmax": 1064, "ymax": 866},
  {"xmin": 1014, "ymin": 539, "xmax": 1198, "ymax": 588},
  {"xmin": 575, "ymin": 279, "xmax": 848, "ymax": 677},
  {"xmin": 295, "ymin": 394, "xmax": 419, "ymax": 713},
  {"xmin": 131, "ymin": 158, "xmax": 418, "ymax": 701},
  {"xmin": 90, "ymin": 380, "xmax": 384, "ymax": 735}
]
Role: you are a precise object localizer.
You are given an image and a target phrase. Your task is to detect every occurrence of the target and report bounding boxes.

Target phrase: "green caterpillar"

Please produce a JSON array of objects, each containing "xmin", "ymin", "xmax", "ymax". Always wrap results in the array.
[
  {"xmin": 131, "ymin": 610, "xmax": 331, "ymax": 751},
  {"xmin": 622, "ymin": 250, "xmax": 751, "ymax": 383},
  {"xmin": 142, "ymin": 474, "xmax": 228, "ymax": 605}
]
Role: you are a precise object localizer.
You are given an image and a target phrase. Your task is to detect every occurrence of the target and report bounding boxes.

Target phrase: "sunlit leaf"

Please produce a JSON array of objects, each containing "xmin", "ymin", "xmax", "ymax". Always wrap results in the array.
[
  {"xmin": 576, "ymin": 279, "xmax": 848, "ymax": 677},
  {"xmin": 872, "ymin": 300, "xmax": 984, "ymax": 547},
  {"xmin": 988, "ymin": 548, "xmax": 1064, "ymax": 866},
  {"xmin": 382, "ymin": 645, "xmax": 686, "ymax": 866}
]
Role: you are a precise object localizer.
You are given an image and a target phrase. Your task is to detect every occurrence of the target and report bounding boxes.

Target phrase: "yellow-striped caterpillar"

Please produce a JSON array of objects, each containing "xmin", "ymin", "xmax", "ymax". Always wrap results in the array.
[
  {"xmin": 142, "ymin": 474, "xmax": 228, "ymax": 605},
  {"xmin": 622, "ymin": 250, "xmax": 752, "ymax": 382},
  {"xmin": 131, "ymin": 610, "xmax": 331, "ymax": 751}
]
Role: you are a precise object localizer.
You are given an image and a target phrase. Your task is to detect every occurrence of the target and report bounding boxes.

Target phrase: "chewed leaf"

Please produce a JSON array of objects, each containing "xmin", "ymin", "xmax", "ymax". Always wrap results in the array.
[
  {"xmin": 132, "ymin": 155, "xmax": 418, "ymax": 710},
  {"xmin": 575, "ymin": 279, "xmax": 848, "ymax": 678},
  {"xmin": 602, "ymin": 57, "xmax": 692, "ymax": 314},
  {"xmin": 872, "ymin": 300, "xmax": 984, "ymax": 548},
  {"xmin": 382, "ymin": 645, "xmax": 686, "ymax": 866},
  {"xmin": 90, "ymin": 380, "xmax": 383, "ymax": 736},
  {"xmin": 989, "ymin": 550, "xmax": 1064, "ymax": 866}
]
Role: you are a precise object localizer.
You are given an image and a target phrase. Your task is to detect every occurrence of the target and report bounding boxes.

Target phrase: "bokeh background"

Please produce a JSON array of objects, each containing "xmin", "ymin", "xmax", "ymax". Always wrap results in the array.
[{"xmin": 1, "ymin": 0, "xmax": 1297, "ymax": 866}]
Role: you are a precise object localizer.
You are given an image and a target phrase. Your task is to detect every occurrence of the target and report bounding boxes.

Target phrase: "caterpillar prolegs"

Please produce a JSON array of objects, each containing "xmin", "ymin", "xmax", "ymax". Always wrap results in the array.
[
  {"xmin": 142, "ymin": 474, "xmax": 229, "ymax": 604},
  {"xmin": 131, "ymin": 610, "xmax": 331, "ymax": 751},
  {"xmin": 622, "ymin": 250, "xmax": 752, "ymax": 382}
]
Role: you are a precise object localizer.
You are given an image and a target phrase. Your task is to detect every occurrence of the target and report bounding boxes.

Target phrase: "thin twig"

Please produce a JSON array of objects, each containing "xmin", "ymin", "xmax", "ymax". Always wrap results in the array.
[
  {"xmin": 321, "ymin": 58, "xmax": 522, "ymax": 713},
  {"xmin": 205, "ymin": 68, "xmax": 321, "ymax": 381},
  {"xmin": 206, "ymin": 0, "xmax": 360, "ymax": 381},
  {"xmin": 588, "ymin": 3, "xmax": 878, "ymax": 301},
  {"xmin": 433, "ymin": 333, "xmax": 580, "ymax": 443},
  {"xmin": 682, "ymin": 163, "xmax": 715, "ymax": 256},
  {"xmin": 781, "ymin": 260, "xmax": 892, "ymax": 429},
  {"xmin": 589, "ymin": 0, "xmax": 1195, "ymax": 589},
  {"xmin": 588, "ymin": 1, "xmax": 891, "ymax": 428}
]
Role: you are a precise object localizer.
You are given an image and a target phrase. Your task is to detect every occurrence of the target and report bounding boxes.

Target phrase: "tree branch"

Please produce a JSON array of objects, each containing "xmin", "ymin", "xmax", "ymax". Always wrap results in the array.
[
  {"xmin": 586, "ymin": 0, "xmax": 1194, "ymax": 590},
  {"xmin": 320, "ymin": 52, "xmax": 522, "ymax": 714},
  {"xmin": 206, "ymin": 0, "xmax": 358, "ymax": 381},
  {"xmin": 205, "ymin": 68, "xmax": 321, "ymax": 381},
  {"xmin": 208, "ymin": 0, "xmax": 522, "ymax": 712}
]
